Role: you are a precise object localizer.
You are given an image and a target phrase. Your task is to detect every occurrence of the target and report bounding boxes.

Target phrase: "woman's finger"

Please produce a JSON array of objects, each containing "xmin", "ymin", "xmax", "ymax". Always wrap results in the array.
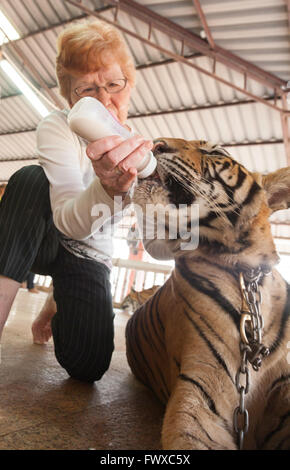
[
  {"xmin": 118, "ymin": 140, "xmax": 153, "ymax": 173},
  {"xmin": 92, "ymin": 135, "xmax": 146, "ymax": 172},
  {"xmin": 101, "ymin": 168, "xmax": 137, "ymax": 196},
  {"xmin": 86, "ymin": 135, "xmax": 124, "ymax": 161},
  {"xmin": 117, "ymin": 167, "xmax": 137, "ymax": 192}
]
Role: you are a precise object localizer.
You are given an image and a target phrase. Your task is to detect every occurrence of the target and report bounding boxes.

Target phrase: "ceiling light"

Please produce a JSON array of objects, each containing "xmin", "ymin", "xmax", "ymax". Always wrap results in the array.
[
  {"xmin": 0, "ymin": 59, "xmax": 50, "ymax": 117},
  {"xmin": 0, "ymin": 9, "xmax": 20, "ymax": 44}
]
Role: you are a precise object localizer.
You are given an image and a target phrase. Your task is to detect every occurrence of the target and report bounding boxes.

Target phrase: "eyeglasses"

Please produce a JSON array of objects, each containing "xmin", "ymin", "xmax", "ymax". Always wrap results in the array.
[{"xmin": 74, "ymin": 78, "xmax": 127, "ymax": 98}]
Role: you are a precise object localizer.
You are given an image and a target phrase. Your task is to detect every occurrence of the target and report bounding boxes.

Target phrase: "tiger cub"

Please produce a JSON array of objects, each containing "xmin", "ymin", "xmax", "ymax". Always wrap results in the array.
[
  {"xmin": 114, "ymin": 285, "xmax": 161, "ymax": 313},
  {"xmin": 125, "ymin": 138, "xmax": 290, "ymax": 450}
]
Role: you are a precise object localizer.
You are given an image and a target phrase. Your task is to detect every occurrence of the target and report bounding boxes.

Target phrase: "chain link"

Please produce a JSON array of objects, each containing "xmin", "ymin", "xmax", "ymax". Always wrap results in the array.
[
  {"xmin": 233, "ymin": 385, "xmax": 249, "ymax": 450},
  {"xmin": 234, "ymin": 270, "xmax": 270, "ymax": 450}
]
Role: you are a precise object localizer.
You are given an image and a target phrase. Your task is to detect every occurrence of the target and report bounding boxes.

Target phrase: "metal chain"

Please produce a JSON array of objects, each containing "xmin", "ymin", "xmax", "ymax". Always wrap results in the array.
[
  {"xmin": 233, "ymin": 269, "xmax": 270, "ymax": 450},
  {"xmin": 234, "ymin": 344, "xmax": 250, "ymax": 449}
]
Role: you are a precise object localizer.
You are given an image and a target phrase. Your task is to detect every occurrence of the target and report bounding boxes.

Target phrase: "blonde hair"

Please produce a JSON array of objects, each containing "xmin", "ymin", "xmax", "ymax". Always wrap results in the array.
[{"xmin": 56, "ymin": 20, "xmax": 136, "ymax": 102}]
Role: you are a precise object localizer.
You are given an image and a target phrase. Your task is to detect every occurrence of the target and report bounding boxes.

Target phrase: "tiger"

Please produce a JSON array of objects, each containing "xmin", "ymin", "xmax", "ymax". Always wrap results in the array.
[
  {"xmin": 125, "ymin": 138, "xmax": 290, "ymax": 450},
  {"xmin": 114, "ymin": 285, "xmax": 161, "ymax": 313}
]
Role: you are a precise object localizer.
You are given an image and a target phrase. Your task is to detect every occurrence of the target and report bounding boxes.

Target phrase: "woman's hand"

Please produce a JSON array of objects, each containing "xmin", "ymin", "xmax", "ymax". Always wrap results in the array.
[{"xmin": 86, "ymin": 135, "xmax": 153, "ymax": 198}]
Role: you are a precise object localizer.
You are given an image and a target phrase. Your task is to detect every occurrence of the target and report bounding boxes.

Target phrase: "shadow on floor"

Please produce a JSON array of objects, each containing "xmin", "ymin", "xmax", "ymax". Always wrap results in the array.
[{"xmin": 0, "ymin": 290, "xmax": 164, "ymax": 450}]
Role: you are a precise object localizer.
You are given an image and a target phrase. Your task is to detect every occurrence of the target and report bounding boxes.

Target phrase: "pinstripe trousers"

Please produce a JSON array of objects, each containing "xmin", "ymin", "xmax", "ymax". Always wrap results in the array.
[{"xmin": 0, "ymin": 165, "xmax": 114, "ymax": 382}]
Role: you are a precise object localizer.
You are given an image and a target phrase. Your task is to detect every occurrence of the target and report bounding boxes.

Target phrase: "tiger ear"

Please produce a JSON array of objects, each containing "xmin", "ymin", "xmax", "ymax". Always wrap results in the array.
[{"xmin": 261, "ymin": 167, "xmax": 290, "ymax": 213}]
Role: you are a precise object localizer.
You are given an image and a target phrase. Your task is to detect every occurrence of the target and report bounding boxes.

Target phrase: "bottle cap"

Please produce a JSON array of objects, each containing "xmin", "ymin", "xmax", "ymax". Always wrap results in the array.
[{"xmin": 137, "ymin": 151, "xmax": 157, "ymax": 179}]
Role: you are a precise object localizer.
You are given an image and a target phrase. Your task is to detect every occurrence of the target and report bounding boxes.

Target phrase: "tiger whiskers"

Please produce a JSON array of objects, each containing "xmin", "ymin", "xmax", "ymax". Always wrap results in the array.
[
  {"xmin": 159, "ymin": 155, "xmax": 239, "ymax": 212},
  {"xmin": 169, "ymin": 154, "xmax": 242, "ymax": 213},
  {"xmin": 160, "ymin": 166, "xmax": 231, "ymax": 226},
  {"xmin": 158, "ymin": 158, "xmax": 239, "ymax": 227}
]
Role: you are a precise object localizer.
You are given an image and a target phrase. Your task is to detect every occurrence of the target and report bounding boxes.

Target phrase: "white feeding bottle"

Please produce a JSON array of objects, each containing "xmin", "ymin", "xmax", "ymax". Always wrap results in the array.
[{"xmin": 67, "ymin": 96, "xmax": 157, "ymax": 179}]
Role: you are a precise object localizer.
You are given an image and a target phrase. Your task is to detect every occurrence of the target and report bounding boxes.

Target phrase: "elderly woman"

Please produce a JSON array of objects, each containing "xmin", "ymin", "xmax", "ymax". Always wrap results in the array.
[{"xmin": 0, "ymin": 20, "xmax": 153, "ymax": 382}]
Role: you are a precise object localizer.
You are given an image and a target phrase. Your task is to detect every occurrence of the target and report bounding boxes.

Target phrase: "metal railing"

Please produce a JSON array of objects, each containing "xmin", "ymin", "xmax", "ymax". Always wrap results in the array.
[
  {"xmin": 33, "ymin": 274, "xmax": 52, "ymax": 291},
  {"xmin": 111, "ymin": 257, "xmax": 173, "ymax": 305}
]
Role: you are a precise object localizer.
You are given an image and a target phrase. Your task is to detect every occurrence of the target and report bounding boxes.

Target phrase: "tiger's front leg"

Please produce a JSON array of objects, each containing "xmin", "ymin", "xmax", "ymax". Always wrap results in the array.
[
  {"xmin": 161, "ymin": 374, "xmax": 237, "ymax": 450},
  {"xmin": 256, "ymin": 373, "xmax": 290, "ymax": 450}
]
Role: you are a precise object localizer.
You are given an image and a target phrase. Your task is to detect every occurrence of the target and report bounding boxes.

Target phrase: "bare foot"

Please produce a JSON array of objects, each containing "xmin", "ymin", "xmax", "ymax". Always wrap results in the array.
[
  {"xmin": 32, "ymin": 315, "xmax": 52, "ymax": 344},
  {"xmin": 29, "ymin": 287, "xmax": 39, "ymax": 294},
  {"xmin": 31, "ymin": 290, "xmax": 56, "ymax": 344}
]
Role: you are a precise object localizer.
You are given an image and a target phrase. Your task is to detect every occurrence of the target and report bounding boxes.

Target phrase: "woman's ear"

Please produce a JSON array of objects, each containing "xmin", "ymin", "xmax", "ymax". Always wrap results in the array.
[{"xmin": 262, "ymin": 167, "xmax": 290, "ymax": 213}]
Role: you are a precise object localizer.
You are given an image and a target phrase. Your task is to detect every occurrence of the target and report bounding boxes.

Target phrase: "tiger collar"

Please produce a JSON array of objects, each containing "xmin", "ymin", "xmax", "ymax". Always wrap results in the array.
[{"xmin": 238, "ymin": 264, "xmax": 272, "ymax": 283}]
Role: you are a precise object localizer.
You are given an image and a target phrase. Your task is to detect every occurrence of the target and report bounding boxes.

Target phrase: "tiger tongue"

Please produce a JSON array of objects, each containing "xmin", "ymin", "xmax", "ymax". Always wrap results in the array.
[
  {"xmin": 140, "ymin": 168, "xmax": 160, "ymax": 181},
  {"xmin": 151, "ymin": 169, "xmax": 161, "ymax": 180}
]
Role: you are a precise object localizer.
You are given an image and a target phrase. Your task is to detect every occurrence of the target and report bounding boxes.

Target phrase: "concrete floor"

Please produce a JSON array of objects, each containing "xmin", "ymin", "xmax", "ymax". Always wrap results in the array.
[{"xmin": 0, "ymin": 289, "xmax": 164, "ymax": 450}]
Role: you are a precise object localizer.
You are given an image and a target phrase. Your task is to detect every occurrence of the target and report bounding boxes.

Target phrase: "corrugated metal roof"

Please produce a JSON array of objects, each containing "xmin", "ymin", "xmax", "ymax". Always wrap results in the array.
[
  {"xmin": 144, "ymin": 0, "xmax": 290, "ymax": 80},
  {"xmin": 0, "ymin": 94, "xmax": 53, "ymax": 133},
  {"xmin": 0, "ymin": 158, "xmax": 38, "ymax": 182},
  {"xmin": 0, "ymin": 130, "xmax": 37, "ymax": 159},
  {"xmin": 0, "ymin": 1, "xmax": 288, "ymax": 158},
  {"xmin": 0, "ymin": 0, "xmax": 289, "ymax": 252}
]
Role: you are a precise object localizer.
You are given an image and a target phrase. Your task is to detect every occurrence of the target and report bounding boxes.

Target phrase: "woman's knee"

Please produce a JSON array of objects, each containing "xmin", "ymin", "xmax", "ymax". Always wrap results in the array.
[
  {"xmin": 8, "ymin": 165, "xmax": 47, "ymax": 190},
  {"xmin": 55, "ymin": 342, "xmax": 114, "ymax": 383},
  {"xmin": 5, "ymin": 165, "xmax": 50, "ymax": 215},
  {"xmin": 52, "ymin": 268, "xmax": 115, "ymax": 382},
  {"xmin": 0, "ymin": 165, "xmax": 54, "ymax": 282},
  {"xmin": 52, "ymin": 313, "xmax": 114, "ymax": 382},
  {"xmin": 67, "ymin": 357, "xmax": 113, "ymax": 383}
]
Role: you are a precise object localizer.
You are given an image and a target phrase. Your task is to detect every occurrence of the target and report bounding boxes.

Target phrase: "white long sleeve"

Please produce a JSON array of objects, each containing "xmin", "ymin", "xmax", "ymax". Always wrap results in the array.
[{"xmin": 37, "ymin": 110, "xmax": 120, "ymax": 241}]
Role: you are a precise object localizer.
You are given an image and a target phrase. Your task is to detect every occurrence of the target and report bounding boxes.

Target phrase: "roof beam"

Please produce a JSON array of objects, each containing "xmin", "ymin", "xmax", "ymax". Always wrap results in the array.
[
  {"xmin": 0, "ymin": 156, "xmax": 38, "ymax": 162},
  {"xmin": 0, "ymin": 135, "xmax": 283, "ymax": 148},
  {"xmin": 129, "ymin": 95, "xmax": 280, "ymax": 119},
  {"xmin": 136, "ymin": 52, "xmax": 203, "ymax": 70},
  {"xmin": 0, "ymin": 95, "xmax": 281, "ymax": 136},
  {"xmin": 223, "ymin": 140, "xmax": 283, "ymax": 148},
  {"xmin": 286, "ymin": 0, "xmax": 290, "ymax": 34},
  {"xmin": 271, "ymin": 222, "xmax": 290, "ymax": 226},
  {"xmin": 0, "ymin": 128, "xmax": 36, "ymax": 136},
  {"xmin": 192, "ymin": 0, "xmax": 215, "ymax": 49},
  {"xmin": 0, "ymin": 54, "xmax": 203, "ymax": 101},
  {"xmin": 281, "ymin": 1, "xmax": 290, "ymax": 164},
  {"xmin": 281, "ymin": 94, "xmax": 290, "ymax": 165}
]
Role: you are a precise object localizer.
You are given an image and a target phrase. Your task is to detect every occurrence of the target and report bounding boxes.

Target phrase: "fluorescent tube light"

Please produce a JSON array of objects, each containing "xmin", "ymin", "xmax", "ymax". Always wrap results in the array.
[
  {"xmin": 0, "ymin": 59, "xmax": 50, "ymax": 117},
  {"xmin": 0, "ymin": 9, "xmax": 20, "ymax": 44}
]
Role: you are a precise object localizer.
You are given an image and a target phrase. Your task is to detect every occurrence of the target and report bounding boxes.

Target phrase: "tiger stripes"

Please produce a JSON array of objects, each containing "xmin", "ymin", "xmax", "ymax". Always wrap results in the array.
[{"xmin": 126, "ymin": 138, "xmax": 290, "ymax": 450}]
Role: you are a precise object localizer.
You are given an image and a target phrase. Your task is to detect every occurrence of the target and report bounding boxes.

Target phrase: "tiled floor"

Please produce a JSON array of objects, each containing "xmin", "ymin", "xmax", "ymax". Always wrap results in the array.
[{"xmin": 0, "ymin": 289, "xmax": 164, "ymax": 450}]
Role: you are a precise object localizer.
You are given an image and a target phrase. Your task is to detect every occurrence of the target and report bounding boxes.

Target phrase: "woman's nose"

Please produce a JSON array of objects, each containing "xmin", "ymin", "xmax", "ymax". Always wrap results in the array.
[{"xmin": 96, "ymin": 87, "xmax": 111, "ymax": 107}]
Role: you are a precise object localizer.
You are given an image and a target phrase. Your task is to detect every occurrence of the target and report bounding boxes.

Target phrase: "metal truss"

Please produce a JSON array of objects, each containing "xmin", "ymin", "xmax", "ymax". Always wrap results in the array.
[{"xmin": 62, "ymin": 0, "xmax": 290, "ymax": 164}]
